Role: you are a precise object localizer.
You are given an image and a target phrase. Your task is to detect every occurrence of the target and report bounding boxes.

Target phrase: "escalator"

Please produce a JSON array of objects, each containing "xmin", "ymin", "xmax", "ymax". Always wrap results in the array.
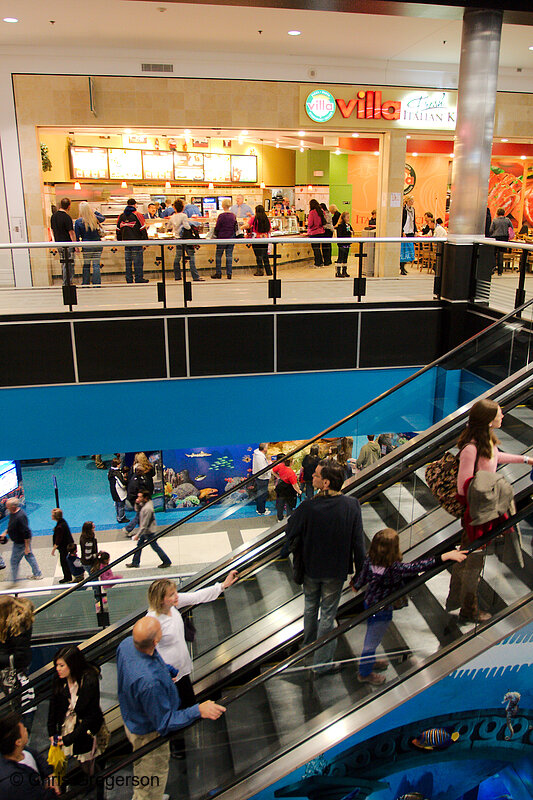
[{"xmin": 3, "ymin": 302, "xmax": 533, "ymax": 797}]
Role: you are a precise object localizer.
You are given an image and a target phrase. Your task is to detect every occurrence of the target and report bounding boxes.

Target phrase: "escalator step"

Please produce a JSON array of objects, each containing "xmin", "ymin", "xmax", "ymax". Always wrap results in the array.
[{"xmin": 224, "ymin": 684, "xmax": 279, "ymax": 775}]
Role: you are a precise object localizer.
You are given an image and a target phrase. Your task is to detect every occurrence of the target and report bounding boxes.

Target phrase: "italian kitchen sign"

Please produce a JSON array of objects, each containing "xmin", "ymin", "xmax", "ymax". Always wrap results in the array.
[{"xmin": 301, "ymin": 85, "xmax": 457, "ymax": 131}]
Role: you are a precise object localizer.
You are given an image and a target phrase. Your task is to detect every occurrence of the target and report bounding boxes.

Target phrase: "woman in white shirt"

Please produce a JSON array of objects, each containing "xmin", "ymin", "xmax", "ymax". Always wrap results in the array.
[
  {"xmin": 146, "ymin": 572, "xmax": 238, "ymax": 712},
  {"xmin": 165, "ymin": 199, "xmax": 203, "ymax": 281}
]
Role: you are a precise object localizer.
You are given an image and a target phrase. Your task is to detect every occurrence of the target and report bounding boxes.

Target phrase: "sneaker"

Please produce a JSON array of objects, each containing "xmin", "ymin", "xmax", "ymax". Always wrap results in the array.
[
  {"xmin": 117, "ymin": 517, "xmax": 129, "ymax": 524},
  {"xmin": 357, "ymin": 671, "xmax": 386, "ymax": 685},
  {"xmin": 0, "ymin": 564, "xmax": 5, "ymax": 570},
  {"xmin": 136, "ymin": 278, "xmax": 149, "ymax": 283},
  {"xmin": 262, "ymin": 510, "xmax": 272, "ymax": 515},
  {"xmin": 373, "ymin": 659, "xmax": 388, "ymax": 671},
  {"xmin": 256, "ymin": 510, "xmax": 263, "ymax": 515},
  {"xmin": 211, "ymin": 274, "xmax": 222, "ymax": 279},
  {"xmin": 31, "ymin": 574, "xmax": 44, "ymax": 581},
  {"xmin": 158, "ymin": 562, "xmax": 172, "ymax": 569},
  {"xmin": 58, "ymin": 578, "xmax": 71, "ymax": 584},
  {"xmin": 122, "ymin": 528, "xmax": 134, "ymax": 537},
  {"xmin": 459, "ymin": 610, "xmax": 491, "ymax": 623},
  {"xmin": 126, "ymin": 563, "xmax": 139, "ymax": 568}
]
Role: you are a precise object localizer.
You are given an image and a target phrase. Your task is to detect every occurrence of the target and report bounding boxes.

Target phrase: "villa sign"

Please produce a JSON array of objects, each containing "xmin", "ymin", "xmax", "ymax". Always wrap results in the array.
[{"xmin": 301, "ymin": 85, "xmax": 457, "ymax": 131}]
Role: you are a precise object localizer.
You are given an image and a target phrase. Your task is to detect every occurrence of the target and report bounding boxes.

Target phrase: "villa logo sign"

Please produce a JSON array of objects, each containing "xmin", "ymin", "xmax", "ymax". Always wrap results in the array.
[{"xmin": 305, "ymin": 90, "xmax": 336, "ymax": 123}]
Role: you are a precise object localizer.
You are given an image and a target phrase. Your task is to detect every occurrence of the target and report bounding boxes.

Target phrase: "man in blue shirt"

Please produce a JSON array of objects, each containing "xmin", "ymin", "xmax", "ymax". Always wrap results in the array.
[
  {"xmin": 230, "ymin": 194, "xmax": 253, "ymax": 218},
  {"xmin": 117, "ymin": 617, "xmax": 225, "ymax": 800},
  {"xmin": 184, "ymin": 201, "xmax": 202, "ymax": 228}
]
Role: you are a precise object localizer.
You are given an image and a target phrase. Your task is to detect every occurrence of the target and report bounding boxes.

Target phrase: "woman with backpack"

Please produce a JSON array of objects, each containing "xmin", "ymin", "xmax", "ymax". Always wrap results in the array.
[{"xmin": 445, "ymin": 399, "xmax": 533, "ymax": 622}]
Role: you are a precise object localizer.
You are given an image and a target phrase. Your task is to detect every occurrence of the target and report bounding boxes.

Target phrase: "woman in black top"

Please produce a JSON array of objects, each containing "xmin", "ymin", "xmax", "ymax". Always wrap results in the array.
[
  {"xmin": 48, "ymin": 645, "xmax": 104, "ymax": 768},
  {"xmin": 336, "ymin": 212, "xmax": 353, "ymax": 278},
  {"xmin": 301, "ymin": 446, "xmax": 320, "ymax": 499},
  {"xmin": 51, "ymin": 508, "xmax": 74, "ymax": 583},
  {"xmin": 79, "ymin": 521, "xmax": 98, "ymax": 572}
]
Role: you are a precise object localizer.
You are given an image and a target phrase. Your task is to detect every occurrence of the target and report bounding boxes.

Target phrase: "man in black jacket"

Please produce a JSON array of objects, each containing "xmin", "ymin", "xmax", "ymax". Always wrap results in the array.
[
  {"xmin": 0, "ymin": 712, "xmax": 58, "ymax": 799},
  {"xmin": 51, "ymin": 508, "xmax": 74, "ymax": 584},
  {"xmin": 287, "ymin": 460, "xmax": 365, "ymax": 674},
  {"xmin": 107, "ymin": 459, "xmax": 128, "ymax": 524}
]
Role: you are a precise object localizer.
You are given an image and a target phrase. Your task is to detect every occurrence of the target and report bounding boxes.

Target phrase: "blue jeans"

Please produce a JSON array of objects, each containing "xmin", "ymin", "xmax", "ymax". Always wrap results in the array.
[
  {"xmin": 11, "ymin": 542, "xmax": 42, "ymax": 582},
  {"xmin": 177, "ymin": 245, "xmax": 200, "ymax": 281},
  {"xmin": 254, "ymin": 477, "xmax": 269, "ymax": 514},
  {"xmin": 114, "ymin": 500, "xmax": 126, "ymax": 522},
  {"xmin": 125, "ymin": 246, "xmax": 144, "ymax": 283},
  {"xmin": 82, "ymin": 246, "xmax": 102, "ymax": 285},
  {"xmin": 131, "ymin": 531, "xmax": 171, "ymax": 567},
  {"xmin": 215, "ymin": 244, "xmax": 234, "ymax": 277},
  {"xmin": 303, "ymin": 576, "xmax": 344, "ymax": 667},
  {"xmin": 359, "ymin": 607, "xmax": 393, "ymax": 676},
  {"xmin": 125, "ymin": 511, "xmax": 139, "ymax": 533}
]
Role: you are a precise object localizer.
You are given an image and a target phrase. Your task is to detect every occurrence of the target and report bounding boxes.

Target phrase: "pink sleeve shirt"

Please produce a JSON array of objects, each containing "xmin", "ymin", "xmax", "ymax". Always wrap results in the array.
[
  {"xmin": 307, "ymin": 209, "xmax": 325, "ymax": 236},
  {"xmin": 457, "ymin": 442, "xmax": 524, "ymax": 496}
]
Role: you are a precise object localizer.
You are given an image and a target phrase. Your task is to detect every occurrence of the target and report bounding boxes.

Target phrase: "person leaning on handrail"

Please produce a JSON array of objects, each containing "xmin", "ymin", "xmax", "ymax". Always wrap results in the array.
[{"xmin": 445, "ymin": 399, "xmax": 533, "ymax": 622}]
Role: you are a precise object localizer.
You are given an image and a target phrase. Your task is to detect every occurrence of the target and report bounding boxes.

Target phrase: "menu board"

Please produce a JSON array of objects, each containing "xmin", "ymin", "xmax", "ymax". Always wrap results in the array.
[
  {"xmin": 70, "ymin": 147, "xmax": 109, "ymax": 179},
  {"xmin": 173, "ymin": 152, "xmax": 204, "ymax": 181},
  {"xmin": 204, "ymin": 153, "xmax": 231, "ymax": 182},
  {"xmin": 108, "ymin": 149, "xmax": 143, "ymax": 180},
  {"xmin": 231, "ymin": 155, "xmax": 257, "ymax": 183},
  {"xmin": 142, "ymin": 150, "xmax": 174, "ymax": 180}
]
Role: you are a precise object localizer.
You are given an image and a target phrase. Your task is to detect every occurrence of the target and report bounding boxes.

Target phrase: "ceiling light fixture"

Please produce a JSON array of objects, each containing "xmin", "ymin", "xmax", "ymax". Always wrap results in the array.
[
  {"xmin": 124, "ymin": 128, "xmax": 132, "ymax": 134},
  {"xmin": 276, "ymin": 143, "xmax": 280, "ymax": 148},
  {"xmin": 3, "ymin": 17, "xmax": 18, "ymax": 23},
  {"xmin": 238, "ymin": 138, "xmax": 243, "ymax": 145},
  {"xmin": 241, "ymin": 130, "xmax": 248, "ymax": 136},
  {"xmin": 307, "ymin": 185, "xmax": 313, "ymax": 191},
  {"xmin": 412, "ymin": 152, "xmax": 418, "ymax": 157},
  {"xmin": 449, "ymin": 153, "xmax": 454, "ymax": 158},
  {"xmin": 288, "ymin": 30, "xmax": 301, "ymax": 36},
  {"xmin": 529, "ymin": 46, "xmax": 533, "ymax": 51},
  {"xmin": 501, "ymin": 138, "xmax": 508, "ymax": 142},
  {"xmin": 406, "ymin": 135, "xmax": 411, "ymax": 139},
  {"xmin": 335, "ymin": 148, "xmax": 340, "ymax": 155},
  {"xmin": 521, "ymin": 155, "xmax": 527, "ymax": 159},
  {"xmin": 74, "ymin": 181, "xmax": 81, "ymax": 191},
  {"xmin": 299, "ymin": 147, "xmax": 304, "ymax": 153},
  {"xmin": 298, "ymin": 130, "xmax": 306, "ymax": 136},
  {"xmin": 208, "ymin": 182, "xmax": 214, "ymax": 190},
  {"xmin": 260, "ymin": 181, "xmax": 266, "ymax": 189},
  {"xmin": 165, "ymin": 181, "xmax": 171, "ymax": 189},
  {"xmin": 374, "ymin": 151, "xmax": 379, "ymax": 156},
  {"xmin": 121, "ymin": 181, "xmax": 128, "ymax": 188},
  {"xmin": 184, "ymin": 129, "xmax": 191, "ymax": 135},
  {"xmin": 351, "ymin": 133, "xmax": 359, "ymax": 138}
]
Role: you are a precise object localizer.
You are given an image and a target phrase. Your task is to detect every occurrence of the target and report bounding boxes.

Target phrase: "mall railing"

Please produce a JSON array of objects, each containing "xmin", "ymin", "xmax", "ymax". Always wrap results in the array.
[
  {"xmin": 469, "ymin": 235, "xmax": 533, "ymax": 316},
  {"xmin": 0, "ymin": 235, "xmax": 445, "ymax": 312},
  {"xmin": 8, "ymin": 302, "xmax": 533, "ymax": 638}
]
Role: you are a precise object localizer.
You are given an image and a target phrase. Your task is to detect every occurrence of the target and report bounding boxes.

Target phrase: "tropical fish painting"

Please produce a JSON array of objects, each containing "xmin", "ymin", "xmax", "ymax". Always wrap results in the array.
[
  {"xmin": 242, "ymin": 456, "xmax": 251, "ymax": 463},
  {"xmin": 185, "ymin": 451, "xmax": 212, "ymax": 458},
  {"xmin": 411, "ymin": 728, "xmax": 459, "ymax": 750},
  {"xmin": 195, "ymin": 474, "xmax": 207, "ymax": 481}
]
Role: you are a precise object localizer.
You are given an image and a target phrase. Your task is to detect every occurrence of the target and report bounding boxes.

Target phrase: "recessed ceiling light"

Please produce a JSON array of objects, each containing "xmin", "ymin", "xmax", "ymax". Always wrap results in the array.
[
  {"xmin": 449, "ymin": 153, "xmax": 454, "ymax": 158},
  {"xmin": 276, "ymin": 143, "xmax": 280, "ymax": 148},
  {"xmin": 298, "ymin": 130, "xmax": 306, "ymax": 136},
  {"xmin": 412, "ymin": 152, "xmax": 418, "ymax": 157},
  {"xmin": 184, "ymin": 129, "xmax": 191, "ymax": 135},
  {"xmin": 529, "ymin": 46, "xmax": 533, "ymax": 51},
  {"xmin": 288, "ymin": 30, "xmax": 301, "ymax": 36},
  {"xmin": 406, "ymin": 135, "xmax": 411, "ymax": 139},
  {"xmin": 3, "ymin": 17, "xmax": 18, "ymax": 23},
  {"xmin": 240, "ymin": 130, "xmax": 248, "ymax": 135},
  {"xmin": 238, "ymin": 137, "xmax": 243, "ymax": 145},
  {"xmin": 374, "ymin": 151, "xmax": 380, "ymax": 156},
  {"xmin": 124, "ymin": 128, "xmax": 132, "ymax": 134},
  {"xmin": 351, "ymin": 133, "xmax": 359, "ymax": 138},
  {"xmin": 521, "ymin": 155, "xmax": 527, "ymax": 159},
  {"xmin": 299, "ymin": 147, "xmax": 304, "ymax": 152},
  {"xmin": 335, "ymin": 148, "xmax": 340, "ymax": 155},
  {"xmin": 501, "ymin": 138, "xmax": 508, "ymax": 142}
]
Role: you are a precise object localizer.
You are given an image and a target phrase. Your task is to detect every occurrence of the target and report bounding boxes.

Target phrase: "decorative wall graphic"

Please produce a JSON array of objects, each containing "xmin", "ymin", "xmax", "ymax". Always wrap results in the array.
[{"xmin": 404, "ymin": 163, "xmax": 416, "ymax": 195}]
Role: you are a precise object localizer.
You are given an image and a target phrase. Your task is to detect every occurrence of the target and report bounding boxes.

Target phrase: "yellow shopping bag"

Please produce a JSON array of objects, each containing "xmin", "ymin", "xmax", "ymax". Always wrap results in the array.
[{"xmin": 47, "ymin": 742, "xmax": 67, "ymax": 786}]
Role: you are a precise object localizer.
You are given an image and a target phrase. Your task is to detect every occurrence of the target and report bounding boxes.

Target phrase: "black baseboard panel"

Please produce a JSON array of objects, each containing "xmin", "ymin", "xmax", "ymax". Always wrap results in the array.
[{"xmin": 0, "ymin": 302, "xmax": 455, "ymax": 388}]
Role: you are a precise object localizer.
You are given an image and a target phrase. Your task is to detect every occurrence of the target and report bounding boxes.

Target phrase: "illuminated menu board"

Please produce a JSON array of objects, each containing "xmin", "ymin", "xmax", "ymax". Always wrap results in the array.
[
  {"xmin": 70, "ymin": 147, "xmax": 109, "ymax": 179},
  {"xmin": 173, "ymin": 152, "xmax": 204, "ymax": 181},
  {"xmin": 231, "ymin": 155, "xmax": 257, "ymax": 183},
  {"xmin": 108, "ymin": 149, "xmax": 143, "ymax": 180},
  {"xmin": 142, "ymin": 150, "xmax": 174, "ymax": 180},
  {"xmin": 204, "ymin": 153, "xmax": 231, "ymax": 182}
]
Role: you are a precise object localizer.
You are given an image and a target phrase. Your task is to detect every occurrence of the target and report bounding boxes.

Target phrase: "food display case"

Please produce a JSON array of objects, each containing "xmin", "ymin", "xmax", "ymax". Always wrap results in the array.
[{"xmin": 269, "ymin": 215, "xmax": 300, "ymax": 236}]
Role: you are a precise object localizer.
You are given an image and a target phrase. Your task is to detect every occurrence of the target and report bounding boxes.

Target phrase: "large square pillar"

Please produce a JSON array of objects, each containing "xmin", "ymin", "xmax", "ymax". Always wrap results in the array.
[{"xmin": 375, "ymin": 131, "xmax": 407, "ymax": 277}]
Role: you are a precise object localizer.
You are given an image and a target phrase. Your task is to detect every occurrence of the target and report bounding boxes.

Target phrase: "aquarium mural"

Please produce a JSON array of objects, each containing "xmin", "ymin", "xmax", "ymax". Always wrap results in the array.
[{"xmin": 250, "ymin": 622, "xmax": 533, "ymax": 800}]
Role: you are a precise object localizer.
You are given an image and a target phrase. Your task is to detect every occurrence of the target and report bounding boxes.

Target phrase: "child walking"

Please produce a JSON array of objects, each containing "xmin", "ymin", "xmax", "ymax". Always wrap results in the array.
[
  {"xmin": 351, "ymin": 528, "xmax": 466, "ymax": 685},
  {"xmin": 91, "ymin": 551, "xmax": 122, "ymax": 614}
]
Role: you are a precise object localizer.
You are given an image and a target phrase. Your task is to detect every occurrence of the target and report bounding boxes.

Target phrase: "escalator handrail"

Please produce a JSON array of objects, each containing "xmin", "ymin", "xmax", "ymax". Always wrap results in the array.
[
  {"xmin": 29, "ymin": 296, "xmax": 533, "ymax": 617},
  {"xmin": 59, "ymin": 488, "xmax": 533, "ymax": 798},
  {"xmin": 7, "ymin": 362, "xmax": 533, "ymax": 718}
]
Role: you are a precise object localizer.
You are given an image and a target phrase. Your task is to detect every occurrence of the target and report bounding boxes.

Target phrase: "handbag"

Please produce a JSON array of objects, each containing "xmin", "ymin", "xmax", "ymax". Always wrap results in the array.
[
  {"xmin": 95, "ymin": 721, "xmax": 110, "ymax": 753},
  {"xmin": 181, "ymin": 608, "xmax": 196, "ymax": 642},
  {"xmin": 508, "ymin": 223, "xmax": 516, "ymax": 240},
  {"xmin": 0, "ymin": 655, "xmax": 18, "ymax": 697},
  {"xmin": 425, "ymin": 452, "xmax": 463, "ymax": 518}
]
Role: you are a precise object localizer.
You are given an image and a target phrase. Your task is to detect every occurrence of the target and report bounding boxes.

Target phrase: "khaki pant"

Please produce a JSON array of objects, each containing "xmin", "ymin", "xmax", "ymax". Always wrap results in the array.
[
  {"xmin": 446, "ymin": 528, "xmax": 485, "ymax": 618},
  {"xmin": 124, "ymin": 725, "xmax": 170, "ymax": 800}
]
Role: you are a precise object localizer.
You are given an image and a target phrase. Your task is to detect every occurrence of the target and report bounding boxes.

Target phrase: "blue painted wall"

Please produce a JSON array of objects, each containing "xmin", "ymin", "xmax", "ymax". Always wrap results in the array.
[{"xmin": 0, "ymin": 368, "xmax": 418, "ymax": 460}]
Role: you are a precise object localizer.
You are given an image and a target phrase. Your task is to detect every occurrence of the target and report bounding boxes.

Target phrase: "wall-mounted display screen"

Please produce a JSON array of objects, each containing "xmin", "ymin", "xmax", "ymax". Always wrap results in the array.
[
  {"xmin": 108, "ymin": 149, "xmax": 143, "ymax": 180},
  {"xmin": 204, "ymin": 153, "xmax": 231, "ymax": 182},
  {"xmin": 231, "ymin": 155, "xmax": 257, "ymax": 183},
  {"xmin": 142, "ymin": 150, "xmax": 174, "ymax": 180},
  {"xmin": 0, "ymin": 461, "xmax": 18, "ymax": 499},
  {"xmin": 173, "ymin": 152, "xmax": 204, "ymax": 181},
  {"xmin": 70, "ymin": 147, "xmax": 109, "ymax": 179}
]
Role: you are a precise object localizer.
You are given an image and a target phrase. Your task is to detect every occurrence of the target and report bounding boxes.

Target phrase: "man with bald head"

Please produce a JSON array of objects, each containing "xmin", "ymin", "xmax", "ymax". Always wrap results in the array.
[
  {"xmin": 0, "ymin": 498, "xmax": 42, "ymax": 583},
  {"xmin": 117, "ymin": 617, "xmax": 225, "ymax": 800}
]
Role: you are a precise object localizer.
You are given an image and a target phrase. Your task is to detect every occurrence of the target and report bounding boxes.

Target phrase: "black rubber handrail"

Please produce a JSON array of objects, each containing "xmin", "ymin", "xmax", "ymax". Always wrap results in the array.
[{"xmin": 29, "ymin": 296, "xmax": 533, "ymax": 617}]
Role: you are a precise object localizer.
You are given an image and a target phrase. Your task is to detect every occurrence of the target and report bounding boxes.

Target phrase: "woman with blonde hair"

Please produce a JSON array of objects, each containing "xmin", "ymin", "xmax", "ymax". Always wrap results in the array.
[
  {"xmin": 146, "ymin": 571, "xmax": 238, "ymax": 756},
  {"xmin": 0, "ymin": 596, "xmax": 36, "ymax": 729},
  {"xmin": 74, "ymin": 201, "xmax": 105, "ymax": 286}
]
